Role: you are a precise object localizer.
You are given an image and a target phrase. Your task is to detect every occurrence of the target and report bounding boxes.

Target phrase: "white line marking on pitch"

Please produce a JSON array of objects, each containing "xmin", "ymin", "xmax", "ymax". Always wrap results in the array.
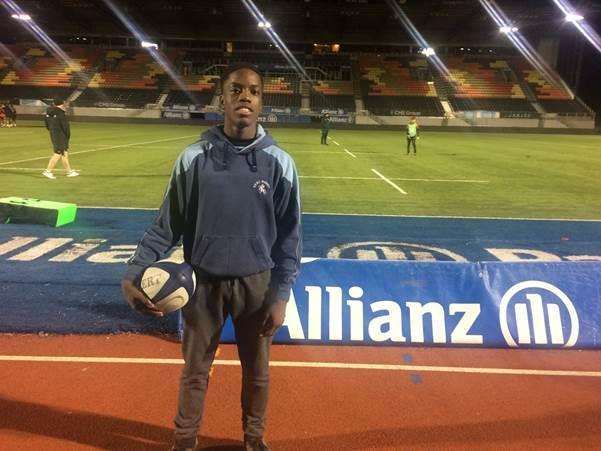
[
  {"xmin": 298, "ymin": 175, "xmax": 487, "ymax": 183},
  {"xmin": 0, "ymin": 167, "xmax": 68, "ymax": 172},
  {"xmin": 0, "ymin": 135, "xmax": 198, "ymax": 166},
  {"xmin": 0, "ymin": 169, "xmax": 487, "ymax": 184},
  {"xmin": 343, "ymin": 148, "xmax": 357, "ymax": 158},
  {"xmin": 371, "ymin": 169, "xmax": 407, "ymax": 195},
  {"xmin": 0, "ymin": 355, "xmax": 600, "ymax": 378},
  {"xmin": 392, "ymin": 177, "xmax": 488, "ymax": 183},
  {"xmin": 327, "ymin": 136, "xmax": 358, "ymax": 158}
]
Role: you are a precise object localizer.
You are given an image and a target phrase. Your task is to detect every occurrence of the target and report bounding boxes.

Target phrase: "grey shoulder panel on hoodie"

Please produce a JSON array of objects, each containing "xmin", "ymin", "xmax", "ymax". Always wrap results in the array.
[
  {"xmin": 260, "ymin": 145, "xmax": 296, "ymax": 185},
  {"xmin": 175, "ymin": 140, "xmax": 206, "ymax": 176}
]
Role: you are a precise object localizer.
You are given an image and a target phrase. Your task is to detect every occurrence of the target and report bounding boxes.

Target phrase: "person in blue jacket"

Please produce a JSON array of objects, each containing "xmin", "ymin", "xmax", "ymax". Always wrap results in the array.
[{"xmin": 121, "ymin": 63, "xmax": 302, "ymax": 451}]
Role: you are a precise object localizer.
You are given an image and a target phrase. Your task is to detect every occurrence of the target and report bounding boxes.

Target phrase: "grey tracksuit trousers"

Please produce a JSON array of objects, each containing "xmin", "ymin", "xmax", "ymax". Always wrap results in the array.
[{"xmin": 174, "ymin": 269, "xmax": 272, "ymax": 446}]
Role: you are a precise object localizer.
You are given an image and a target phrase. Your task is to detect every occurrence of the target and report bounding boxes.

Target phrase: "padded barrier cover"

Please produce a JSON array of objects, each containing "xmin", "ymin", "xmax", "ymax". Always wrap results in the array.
[{"xmin": 0, "ymin": 197, "xmax": 77, "ymax": 227}]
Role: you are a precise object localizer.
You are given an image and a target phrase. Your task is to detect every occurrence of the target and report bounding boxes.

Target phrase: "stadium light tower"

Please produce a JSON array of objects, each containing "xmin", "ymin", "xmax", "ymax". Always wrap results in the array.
[
  {"xmin": 241, "ymin": 0, "xmax": 313, "ymax": 84},
  {"xmin": 550, "ymin": 0, "xmax": 601, "ymax": 54},
  {"xmin": 102, "ymin": 0, "xmax": 197, "ymax": 103},
  {"xmin": 383, "ymin": 0, "xmax": 452, "ymax": 80},
  {"xmin": 3, "ymin": 0, "xmax": 73, "ymax": 68},
  {"xmin": 479, "ymin": 0, "xmax": 575, "ymax": 98}
]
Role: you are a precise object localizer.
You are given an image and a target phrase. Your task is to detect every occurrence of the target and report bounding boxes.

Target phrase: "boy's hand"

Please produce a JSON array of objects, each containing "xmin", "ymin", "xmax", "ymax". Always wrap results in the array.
[
  {"xmin": 260, "ymin": 299, "xmax": 287, "ymax": 337},
  {"xmin": 121, "ymin": 279, "xmax": 164, "ymax": 317}
]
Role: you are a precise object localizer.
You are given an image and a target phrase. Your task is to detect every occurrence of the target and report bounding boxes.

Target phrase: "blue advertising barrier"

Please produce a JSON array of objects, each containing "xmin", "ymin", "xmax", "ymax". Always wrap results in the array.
[
  {"xmin": 216, "ymin": 259, "xmax": 600, "ymax": 349},
  {"xmin": 0, "ymin": 208, "xmax": 599, "ymax": 347}
]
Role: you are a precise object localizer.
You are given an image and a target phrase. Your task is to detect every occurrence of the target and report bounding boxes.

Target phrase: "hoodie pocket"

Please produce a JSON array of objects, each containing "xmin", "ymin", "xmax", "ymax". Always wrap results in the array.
[{"xmin": 192, "ymin": 235, "xmax": 273, "ymax": 277}]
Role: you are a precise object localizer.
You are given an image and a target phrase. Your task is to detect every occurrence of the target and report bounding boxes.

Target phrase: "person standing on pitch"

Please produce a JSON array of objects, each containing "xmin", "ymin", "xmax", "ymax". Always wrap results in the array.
[
  {"xmin": 320, "ymin": 112, "xmax": 331, "ymax": 144},
  {"xmin": 5, "ymin": 102, "xmax": 17, "ymax": 127},
  {"xmin": 406, "ymin": 115, "xmax": 419, "ymax": 156},
  {"xmin": 121, "ymin": 63, "xmax": 302, "ymax": 451},
  {"xmin": 42, "ymin": 99, "xmax": 79, "ymax": 179}
]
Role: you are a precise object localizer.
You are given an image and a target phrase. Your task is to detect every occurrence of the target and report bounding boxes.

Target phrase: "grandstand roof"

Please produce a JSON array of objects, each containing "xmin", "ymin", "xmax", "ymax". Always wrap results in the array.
[{"xmin": 2, "ymin": 0, "xmax": 600, "ymax": 46}]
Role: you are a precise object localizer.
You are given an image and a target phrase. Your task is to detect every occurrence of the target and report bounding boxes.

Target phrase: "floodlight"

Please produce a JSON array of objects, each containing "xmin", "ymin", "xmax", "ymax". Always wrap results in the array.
[
  {"xmin": 141, "ymin": 41, "xmax": 158, "ymax": 49},
  {"xmin": 11, "ymin": 13, "xmax": 31, "ymax": 21},
  {"xmin": 565, "ymin": 13, "xmax": 584, "ymax": 22},
  {"xmin": 421, "ymin": 47, "xmax": 435, "ymax": 57}
]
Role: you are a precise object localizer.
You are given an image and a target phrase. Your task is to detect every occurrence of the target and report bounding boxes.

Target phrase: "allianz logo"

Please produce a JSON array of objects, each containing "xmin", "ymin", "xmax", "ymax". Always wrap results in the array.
[
  {"xmin": 500, "ymin": 281, "xmax": 579, "ymax": 347},
  {"xmin": 327, "ymin": 241, "xmax": 600, "ymax": 262},
  {"xmin": 282, "ymin": 281, "xmax": 579, "ymax": 347}
]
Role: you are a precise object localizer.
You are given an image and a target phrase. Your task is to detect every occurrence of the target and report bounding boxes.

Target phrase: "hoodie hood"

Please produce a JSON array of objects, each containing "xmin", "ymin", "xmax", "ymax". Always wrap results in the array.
[
  {"xmin": 201, "ymin": 124, "xmax": 275, "ymax": 155},
  {"xmin": 200, "ymin": 124, "xmax": 276, "ymax": 172}
]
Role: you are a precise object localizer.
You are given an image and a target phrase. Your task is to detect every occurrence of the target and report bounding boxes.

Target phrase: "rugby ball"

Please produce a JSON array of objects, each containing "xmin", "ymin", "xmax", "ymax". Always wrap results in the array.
[{"xmin": 139, "ymin": 260, "xmax": 196, "ymax": 314}]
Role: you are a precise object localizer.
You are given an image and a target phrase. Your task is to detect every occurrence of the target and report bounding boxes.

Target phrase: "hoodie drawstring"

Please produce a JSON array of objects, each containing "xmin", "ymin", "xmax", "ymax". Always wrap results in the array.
[
  {"xmin": 250, "ymin": 149, "xmax": 257, "ymax": 172},
  {"xmin": 245, "ymin": 149, "xmax": 257, "ymax": 172},
  {"xmin": 221, "ymin": 148, "xmax": 228, "ymax": 169}
]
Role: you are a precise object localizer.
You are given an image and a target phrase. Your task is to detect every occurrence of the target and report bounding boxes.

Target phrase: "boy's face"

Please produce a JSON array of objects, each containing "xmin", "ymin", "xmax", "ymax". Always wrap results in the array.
[{"xmin": 221, "ymin": 69, "xmax": 263, "ymax": 130}]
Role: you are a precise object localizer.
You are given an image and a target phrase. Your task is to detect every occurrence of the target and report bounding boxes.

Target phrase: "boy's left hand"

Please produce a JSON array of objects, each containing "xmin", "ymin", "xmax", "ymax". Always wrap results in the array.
[{"xmin": 260, "ymin": 299, "xmax": 287, "ymax": 337}]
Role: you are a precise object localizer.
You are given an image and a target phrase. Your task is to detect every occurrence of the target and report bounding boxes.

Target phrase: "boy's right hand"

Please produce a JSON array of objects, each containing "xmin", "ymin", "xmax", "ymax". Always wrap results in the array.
[{"xmin": 121, "ymin": 279, "xmax": 164, "ymax": 317}]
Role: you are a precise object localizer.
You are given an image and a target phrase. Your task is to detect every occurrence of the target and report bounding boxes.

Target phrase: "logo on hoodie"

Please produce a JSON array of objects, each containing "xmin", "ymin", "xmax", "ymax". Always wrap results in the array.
[{"xmin": 253, "ymin": 180, "xmax": 271, "ymax": 195}]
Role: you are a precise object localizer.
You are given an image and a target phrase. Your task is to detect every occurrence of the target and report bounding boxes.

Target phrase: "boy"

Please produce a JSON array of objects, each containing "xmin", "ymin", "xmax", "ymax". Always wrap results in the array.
[{"xmin": 122, "ymin": 63, "xmax": 302, "ymax": 451}]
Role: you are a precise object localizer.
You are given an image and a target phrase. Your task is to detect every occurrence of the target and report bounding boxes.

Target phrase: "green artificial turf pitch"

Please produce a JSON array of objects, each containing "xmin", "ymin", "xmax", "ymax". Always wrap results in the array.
[{"xmin": 1, "ymin": 121, "xmax": 599, "ymax": 219}]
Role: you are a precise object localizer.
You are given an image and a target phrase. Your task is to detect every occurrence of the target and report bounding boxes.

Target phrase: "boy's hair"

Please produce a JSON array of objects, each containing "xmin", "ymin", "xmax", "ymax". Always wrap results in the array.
[
  {"xmin": 54, "ymin": 98, "xmax": 65, "ymax": 106},
  {"xmin": 220, "ymin": 63, "xmax": 263, "ymax": 91}
]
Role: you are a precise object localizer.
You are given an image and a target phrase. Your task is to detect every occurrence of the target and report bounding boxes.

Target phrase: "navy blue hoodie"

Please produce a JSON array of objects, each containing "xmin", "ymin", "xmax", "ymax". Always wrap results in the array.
[{"xmin": 124, "ymin": 124, "xmax": 302, "ymax": 300}]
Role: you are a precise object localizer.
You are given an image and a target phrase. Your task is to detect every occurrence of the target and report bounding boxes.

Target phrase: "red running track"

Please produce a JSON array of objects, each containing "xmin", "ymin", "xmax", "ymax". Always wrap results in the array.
[{"xmin": 1, "ymin": 333, "xmax": 601, "ymax": 450}]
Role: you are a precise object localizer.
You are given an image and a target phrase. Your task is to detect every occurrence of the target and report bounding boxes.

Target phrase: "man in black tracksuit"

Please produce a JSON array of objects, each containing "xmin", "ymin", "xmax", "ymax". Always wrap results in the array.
[
  {"xmin": 121, "ymin": 63, "xmax": 302, "ymax": 451},
  {"xmin": 42, "ymin": 99, "xmax": 79, "ymax": 179},
  {"xmin": 320, "ymin": 112, "xmax": 331, "ymax": 144}
]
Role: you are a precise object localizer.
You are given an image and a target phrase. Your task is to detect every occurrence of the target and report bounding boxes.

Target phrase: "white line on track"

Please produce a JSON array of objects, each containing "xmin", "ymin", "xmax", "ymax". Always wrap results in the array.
[
  {"xmin": 0, "ymin": 135, "xmax": 198, "ymax": 166},
  {"xmin": 371, "ymin": 169, "xmax": 407, "ymax": 195},
  {"xmin": 329, "ymin": 138, "xmax": 340, "ymax": 146},
  {"xmin": 0, "ymin": 355, "xmax": 600, "ymax": 378}
]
